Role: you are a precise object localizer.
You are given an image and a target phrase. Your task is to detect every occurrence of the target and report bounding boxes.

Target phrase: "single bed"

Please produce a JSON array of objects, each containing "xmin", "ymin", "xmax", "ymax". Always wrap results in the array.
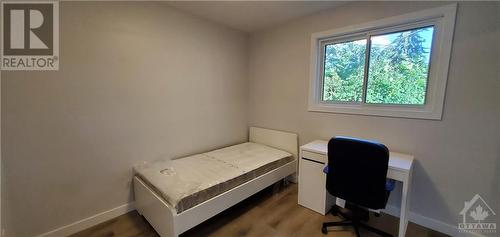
[{"xmin": 133, "ymin": 127, "xmax": 298, "ymax": 237}]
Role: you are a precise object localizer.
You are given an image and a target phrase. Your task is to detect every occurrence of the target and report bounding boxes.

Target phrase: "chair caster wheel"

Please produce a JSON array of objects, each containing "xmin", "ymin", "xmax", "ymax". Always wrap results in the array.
[{"xmin": 321, "ymin": 226, "xmax": 328, "ymax": 234}]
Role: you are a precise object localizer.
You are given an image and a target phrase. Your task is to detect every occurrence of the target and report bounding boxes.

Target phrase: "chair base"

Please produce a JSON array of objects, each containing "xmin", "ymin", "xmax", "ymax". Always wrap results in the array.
[{"xmin": 321, "ymin": 206, "xmax": 392, "ymax": 237}]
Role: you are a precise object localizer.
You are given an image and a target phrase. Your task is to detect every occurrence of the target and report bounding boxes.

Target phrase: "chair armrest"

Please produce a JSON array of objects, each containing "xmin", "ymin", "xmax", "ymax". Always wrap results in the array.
[
  {"xmin": 323, "ymin": 165, "xmax": 329, "ymax": 174},
  {"xmin": 385, "ymin": 179, "xmax": 395, "ymax": 191}
]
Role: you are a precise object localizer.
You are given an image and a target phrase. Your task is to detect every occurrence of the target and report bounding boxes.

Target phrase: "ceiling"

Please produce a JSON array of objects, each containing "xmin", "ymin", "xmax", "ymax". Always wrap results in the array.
[{"xmin": 167, "ymin": 1, "xmax": 346, "ymax": 33}]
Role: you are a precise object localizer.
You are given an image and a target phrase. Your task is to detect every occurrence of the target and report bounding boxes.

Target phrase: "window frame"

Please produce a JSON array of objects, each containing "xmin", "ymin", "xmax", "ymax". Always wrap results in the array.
[{"xmin": 308, "ymin": 4, "xmax": 457, "ymax": 120}]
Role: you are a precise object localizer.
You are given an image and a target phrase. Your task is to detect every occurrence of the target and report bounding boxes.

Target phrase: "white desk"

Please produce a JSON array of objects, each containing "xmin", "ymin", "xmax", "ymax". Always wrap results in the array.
[{"xmin": 298, "ymin": 140, "xmax": 414, "ymax": 237}]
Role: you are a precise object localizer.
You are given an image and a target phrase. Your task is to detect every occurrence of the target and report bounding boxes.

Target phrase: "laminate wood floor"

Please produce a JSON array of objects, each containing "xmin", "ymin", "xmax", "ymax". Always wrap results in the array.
[{"xmin": 71, "ymin": 183, "xmax": 449, "ymax": 237}]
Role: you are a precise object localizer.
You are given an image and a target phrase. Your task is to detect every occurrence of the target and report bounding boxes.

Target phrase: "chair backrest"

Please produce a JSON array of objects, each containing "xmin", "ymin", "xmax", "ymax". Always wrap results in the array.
[{"xmin": 326, "ymin": 136, "xmax": 389, "ymax": 209}]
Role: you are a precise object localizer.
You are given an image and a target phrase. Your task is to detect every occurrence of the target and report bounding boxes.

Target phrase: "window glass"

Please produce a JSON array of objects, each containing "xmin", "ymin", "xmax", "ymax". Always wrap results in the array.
[
  {"xmin": 366, "ymin": 26, "xmax": 434, "ymax": 105},
  {"xmin": 322, "ymin": 39, "xmax": 366, "ymax": 102}
]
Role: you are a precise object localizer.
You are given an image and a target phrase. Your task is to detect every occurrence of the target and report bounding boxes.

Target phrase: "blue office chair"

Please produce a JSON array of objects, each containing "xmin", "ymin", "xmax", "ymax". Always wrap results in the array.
[{"xmin": 321, "ymin": 136, "xmax": 394, "ymax": 237}]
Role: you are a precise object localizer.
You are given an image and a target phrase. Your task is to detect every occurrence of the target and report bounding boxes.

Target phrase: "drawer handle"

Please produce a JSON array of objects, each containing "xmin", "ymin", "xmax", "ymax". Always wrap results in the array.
[{"xmin": 301, "ymin": 157, "xmax": 325, "ymax": 165}]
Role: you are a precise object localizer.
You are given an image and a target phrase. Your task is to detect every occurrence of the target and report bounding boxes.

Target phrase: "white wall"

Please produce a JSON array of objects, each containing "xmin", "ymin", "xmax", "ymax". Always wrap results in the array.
[
  {"xmin": 248, "ymin": 1, "xmax": 499, "ymax": 233},
  {"xmin": 1, "ymin": 2, "xmax": 248, "ymax": 236}
]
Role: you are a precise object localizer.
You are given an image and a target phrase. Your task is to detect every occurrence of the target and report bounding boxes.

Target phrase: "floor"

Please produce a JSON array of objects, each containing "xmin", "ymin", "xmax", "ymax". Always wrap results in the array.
[{"xmin": 71, "ymin": 183, "xmax": 449, "ymax": 237}]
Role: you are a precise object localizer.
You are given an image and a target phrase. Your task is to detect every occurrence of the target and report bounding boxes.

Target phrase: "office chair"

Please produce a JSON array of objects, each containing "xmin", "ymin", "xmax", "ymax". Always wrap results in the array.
[{"xmin": 321, "ymin": 136, "xmax": 393, "ymax": 237}]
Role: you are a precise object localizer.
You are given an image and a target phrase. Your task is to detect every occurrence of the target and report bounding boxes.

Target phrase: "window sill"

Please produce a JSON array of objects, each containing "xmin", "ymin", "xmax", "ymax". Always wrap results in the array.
[{"xmin": 308, "ymin": 103, "xmax": 443, "ymax": 120}]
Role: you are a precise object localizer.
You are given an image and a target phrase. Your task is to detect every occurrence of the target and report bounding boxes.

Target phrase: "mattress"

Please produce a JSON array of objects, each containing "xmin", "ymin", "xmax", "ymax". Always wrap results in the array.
[{"xmin": 135, "ymin": 142, "xmax": 293, "ymax": 214}]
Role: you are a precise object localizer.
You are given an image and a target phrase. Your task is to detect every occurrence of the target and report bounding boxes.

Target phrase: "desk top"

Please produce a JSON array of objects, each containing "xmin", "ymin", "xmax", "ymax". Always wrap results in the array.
[{"xmin": 301, "ymin": 140, "xmax": 414, "ymax": 172}]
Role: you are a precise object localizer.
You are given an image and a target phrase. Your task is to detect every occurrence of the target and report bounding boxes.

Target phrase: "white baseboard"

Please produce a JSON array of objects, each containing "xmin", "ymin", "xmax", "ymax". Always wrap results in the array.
[
  {"xmin": 37, "ymin": 202, "xmax": 135, "ymax": 237},
  {"xmin": 34, "ymin": 201, "xmax": 490, "ymax": 237},
  {"xmin": 384, "ymin": 205, "xmax": 487, "ymax": 237}
]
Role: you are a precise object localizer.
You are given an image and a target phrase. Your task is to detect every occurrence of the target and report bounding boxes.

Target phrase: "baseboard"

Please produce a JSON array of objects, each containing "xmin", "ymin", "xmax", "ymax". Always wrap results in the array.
[
  {"xmin": 31, "ymin": 201, "xmax": 490, "ymax": 237},
  {"xmin": 37, "ymin": 202, "xmax": 135, "ymax": 237},
  {"xmin": 384, "ymin": 205, "xmax": 487, "ymax": 237}
]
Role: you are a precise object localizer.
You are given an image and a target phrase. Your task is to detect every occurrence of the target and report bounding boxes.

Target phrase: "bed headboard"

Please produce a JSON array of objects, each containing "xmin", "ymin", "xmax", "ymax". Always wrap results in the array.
[{"xmin": 249, "ymin": 127, "xmax": 298, "ymax": 160}]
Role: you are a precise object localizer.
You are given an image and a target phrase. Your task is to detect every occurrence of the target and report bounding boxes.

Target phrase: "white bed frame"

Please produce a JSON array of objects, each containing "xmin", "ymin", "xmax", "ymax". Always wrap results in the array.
[{"xmin": 133, "ymin": 127, "xmax": 298, "ymax": 237}]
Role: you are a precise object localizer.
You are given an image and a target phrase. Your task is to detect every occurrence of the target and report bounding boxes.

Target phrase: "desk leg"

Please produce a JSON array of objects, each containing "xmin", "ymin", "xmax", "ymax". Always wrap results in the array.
[{"xmin": 399, "ymin": 176, "xmax": 411, "ymax": 237}]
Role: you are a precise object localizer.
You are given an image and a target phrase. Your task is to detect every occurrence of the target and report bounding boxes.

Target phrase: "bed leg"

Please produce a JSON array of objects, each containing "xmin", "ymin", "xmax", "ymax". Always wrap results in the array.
[
  {"xmin": 285, "ymin": 173, "xmax": 297, "ymax": 183},
  {"xmin": 272, "ymin": 179, "xmax": 288, "ymax": 194}
]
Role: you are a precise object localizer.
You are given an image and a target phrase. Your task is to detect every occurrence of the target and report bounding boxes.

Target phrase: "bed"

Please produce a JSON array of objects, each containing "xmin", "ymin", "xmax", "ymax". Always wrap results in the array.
[{"xmin": 133, "ymin": 127, "xmax": 298, "ymax": 237}]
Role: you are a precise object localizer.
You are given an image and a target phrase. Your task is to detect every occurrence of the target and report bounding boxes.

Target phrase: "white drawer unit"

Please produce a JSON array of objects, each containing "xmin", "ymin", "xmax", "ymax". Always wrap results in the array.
[{"xmin": 298, "ymin": 149, "xmax": 334, "ymax": 215}]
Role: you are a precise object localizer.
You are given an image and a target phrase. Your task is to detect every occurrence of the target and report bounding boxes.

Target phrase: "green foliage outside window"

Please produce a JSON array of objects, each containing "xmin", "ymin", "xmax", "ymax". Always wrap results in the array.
[
  {"xmin": 322, "ymin": 26, "xmax": 434, "ymax": 105},
  {"xmin": 323, "ymin": 39, "xmax": 366, "ymax": 102}
]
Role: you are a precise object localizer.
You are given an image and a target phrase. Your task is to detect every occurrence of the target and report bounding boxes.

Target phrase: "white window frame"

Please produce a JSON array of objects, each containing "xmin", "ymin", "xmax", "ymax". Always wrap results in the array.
[{"xmin": 308, "ymin": 4, "xmax": 457, "ymax": 120}]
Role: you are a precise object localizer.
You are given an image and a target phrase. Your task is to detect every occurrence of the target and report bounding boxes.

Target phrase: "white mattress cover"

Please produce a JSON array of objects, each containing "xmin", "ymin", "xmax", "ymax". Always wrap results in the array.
[{"xmin": 135, "ymin": 142, "xmax": 292, "ymax": 212}]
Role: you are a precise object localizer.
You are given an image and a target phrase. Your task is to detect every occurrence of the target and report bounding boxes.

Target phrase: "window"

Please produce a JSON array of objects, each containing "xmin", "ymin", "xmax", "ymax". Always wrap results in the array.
[
  {"xmin": 309, "ymin": 4, "xmax": 457, "ymax": 119},
  {"xmin": 366, "ymin": 27, "xmax": 433, "ymax": 105},
  {"xmin": 322, "ymin": 39, "xmax": 366, "ymax": 103}
]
